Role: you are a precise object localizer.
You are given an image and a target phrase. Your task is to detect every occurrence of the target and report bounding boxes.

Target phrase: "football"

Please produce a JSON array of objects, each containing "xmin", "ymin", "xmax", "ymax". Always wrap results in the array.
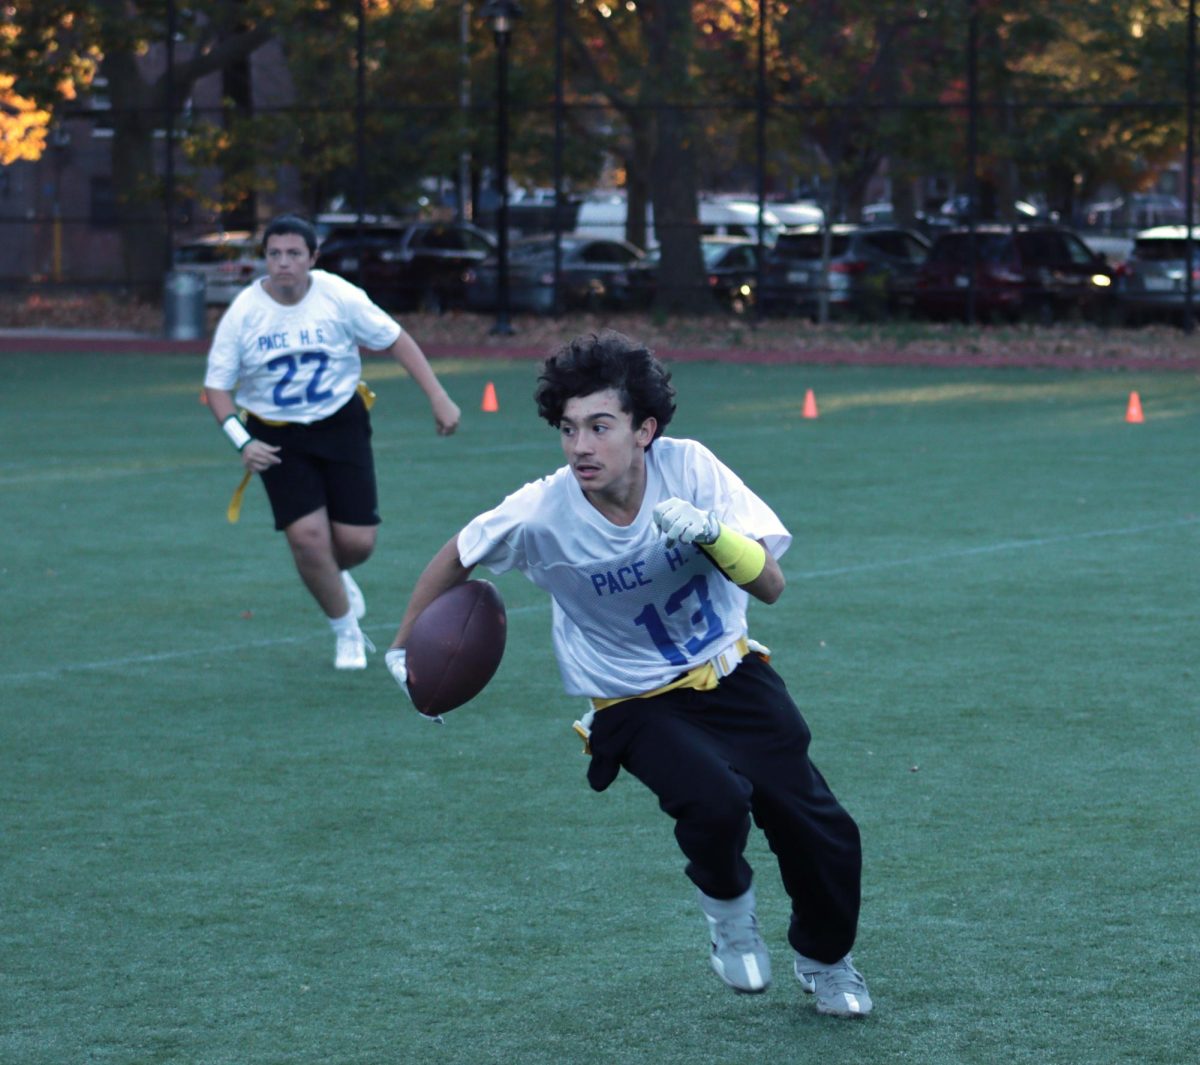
[{"xmin": 405, "ymin": 580, "xmax": 507, "ymax": 717}]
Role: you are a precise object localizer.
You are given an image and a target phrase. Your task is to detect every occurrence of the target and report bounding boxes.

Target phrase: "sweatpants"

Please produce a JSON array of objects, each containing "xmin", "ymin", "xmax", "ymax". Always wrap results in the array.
[{"xmin": 585, "ymin": 653, "xmax": 862, "ymax": 964}]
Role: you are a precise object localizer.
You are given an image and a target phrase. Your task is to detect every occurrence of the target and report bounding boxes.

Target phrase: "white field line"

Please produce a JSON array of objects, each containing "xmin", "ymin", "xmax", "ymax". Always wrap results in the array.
[
  {"xmin": 2, "ymin": 604, "xmax": 546, "ymax": 683},
  {"xmin": 3, "ymin": 517, "xmax": 1196, "ymax": 683},
  {"xmin": 790, "ymin": 516, "xmax": 1199, "ymax": 580}
]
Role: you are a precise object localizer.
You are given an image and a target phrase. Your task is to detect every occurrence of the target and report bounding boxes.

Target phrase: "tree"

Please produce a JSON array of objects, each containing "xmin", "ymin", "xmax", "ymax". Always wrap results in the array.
[
  {"xmin": 0, "ymin": 1, "xmax": 278, "ymax": 292},
  {"xmin": 769, "ymin": 1, "xmax": 962, "ymax": 223},
  {"xmin": 0, "ymin": 75, "xmax": 53, "ymax": 165},
  {"xmin": 551, "ymin": 0, "xmax": 716, "ymax": 312},
  {"xmin": 1005, "ymin": 1, "xmax": 1193, "ymax": 216}
]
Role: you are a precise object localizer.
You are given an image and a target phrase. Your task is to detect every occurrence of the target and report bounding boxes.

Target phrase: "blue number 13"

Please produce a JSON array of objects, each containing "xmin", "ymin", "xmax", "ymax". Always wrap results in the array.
[{"xmin": 633, "ymin": 574, "xmax": 726, "ymax": 666}]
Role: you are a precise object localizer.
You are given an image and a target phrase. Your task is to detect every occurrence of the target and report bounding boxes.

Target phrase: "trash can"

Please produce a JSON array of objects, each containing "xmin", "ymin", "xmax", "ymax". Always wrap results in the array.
[{"xmin": 163, "ymin": 270, "xmax": 207, "ymax": 340}]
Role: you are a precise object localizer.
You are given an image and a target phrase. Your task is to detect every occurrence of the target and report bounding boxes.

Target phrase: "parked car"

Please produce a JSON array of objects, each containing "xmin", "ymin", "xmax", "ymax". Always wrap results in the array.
[
  {"xmin": 760, "ymin": 224, "xmax": 931, "ymax": 319},
  {"xmin": 318, "ymin": 219, "xmax": 496, "ymax": 311},
  {"xmin": 914, "ymin": 224, "xmax": 1117, "ymax": 323},
  {"xmin": 1080, "ymin": 193, "xmax": 1185, "ymax": 232},
  {"xmin": 463, "ymin": 234, "xmax": 644, "ymax": 314},
  {"xmin": 693, "ymin": 199, "xmax": 782, "ymax": 243},
  {"xmin": 573, "ymin": 194, "xmax": 782, "ymax": 247},
  {"xmin": 766, "ymin": 201, "xmax": 825, "ymax": 228},
  {"xmin": 313, "ymin": 212, "xmax": 400, "ymax": 247},
  {"xmin": 612, "ymin": 236, "xmax": 760, "ymax": 313},
  {"xmin": 173, "ymin": 231, "xmax": 264, "ymax": 305},
  {"xmin": 1115, "ymin": 225, "xmax": 1200, "ymax": 323}
]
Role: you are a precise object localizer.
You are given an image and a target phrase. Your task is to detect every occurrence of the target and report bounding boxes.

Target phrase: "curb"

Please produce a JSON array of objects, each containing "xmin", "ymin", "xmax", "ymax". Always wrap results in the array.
[{"xmin": 2, "ymin": 329, "xmax": 1198, "ymax": 373}]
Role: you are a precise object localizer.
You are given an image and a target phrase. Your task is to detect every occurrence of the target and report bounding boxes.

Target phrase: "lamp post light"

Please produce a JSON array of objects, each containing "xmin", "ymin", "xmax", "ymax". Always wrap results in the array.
[{"xmin": 481, "ymin": 0, "xmax": 522, "ymax": 336}]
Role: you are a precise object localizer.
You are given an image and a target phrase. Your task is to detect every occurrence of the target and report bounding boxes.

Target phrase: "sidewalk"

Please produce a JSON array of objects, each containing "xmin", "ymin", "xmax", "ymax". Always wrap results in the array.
[{"xmin": 0, "ymin": 326, "xmax": 209, "ymax": 355}]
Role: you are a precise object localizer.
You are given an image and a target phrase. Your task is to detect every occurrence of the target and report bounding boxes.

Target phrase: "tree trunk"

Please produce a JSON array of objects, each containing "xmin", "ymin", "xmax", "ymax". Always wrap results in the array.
[
  {"xmin": 104, "ymin": 51, "xmax": 168, "ymax": 298},
  {"xmin": 223, "ymin": 54, "xmax": 256, "ymax": 231},
  {"xmin": 641, "ymin": 3, "xmax": 706, "ymax": 314},
  {"xmin": 624, "ymin": 123, "xmax": 654, "ymax": 252},
  {"xmin": 98, "ymin": 19, "xmax": 275, "ymax": 298}
]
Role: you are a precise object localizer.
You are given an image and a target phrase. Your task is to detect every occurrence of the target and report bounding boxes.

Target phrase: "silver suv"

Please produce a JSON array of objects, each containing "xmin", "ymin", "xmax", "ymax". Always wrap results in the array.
[
  {"xmin": 1116, "ymin": 225, "xmax": 1200, "ymax": 324},
  {"xmin": 761, "ymin": 224, "xmax": 930, "ymax": 319},
  {"xmin": 173, "ymin": 231, "xmax": 264, "ymax": 305}
]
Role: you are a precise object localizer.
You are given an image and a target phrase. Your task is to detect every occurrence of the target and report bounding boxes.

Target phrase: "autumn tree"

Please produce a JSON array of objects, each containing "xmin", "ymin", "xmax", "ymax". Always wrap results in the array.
[
  {"xmin": 548, "ymin": 0, "xmax": 716, "ymax": 312},
  {"xmin": 0, "ymin": 1, "xmax": 278, "ymax": 292},
  {"xmin": 0, "ymin": 75, "xmax": 53, "ymax": 165},
  {"xmin": 1004, "ymin": 1, "xmax": 1193, "ymax": 218}
]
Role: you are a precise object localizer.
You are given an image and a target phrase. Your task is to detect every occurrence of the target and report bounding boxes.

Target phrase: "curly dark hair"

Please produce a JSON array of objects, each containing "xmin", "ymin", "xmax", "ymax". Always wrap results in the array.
[
  {"xmin": 262, "ymin": 213, "xmax": 318, "ymax": 255},
  {"xmin": 534, "ymin": 331, "xmax": 676, "ymax": 444}
]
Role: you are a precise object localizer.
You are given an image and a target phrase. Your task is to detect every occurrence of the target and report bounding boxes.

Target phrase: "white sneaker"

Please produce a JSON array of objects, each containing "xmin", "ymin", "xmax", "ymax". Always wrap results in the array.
[
  {"xmin": 794, "ymin": 953, "xmax": 873, "ymax": 1017},
  {"xmin": 341, "ymin": 570, "xmax": 366, "ymax": 620},
  {"xmin": 334, "ymin": 627, "xmax": 375, "ymax": 670},
  {"xmin": 698, "ymin": 887, "xmax": 772, "ymax": 993}
]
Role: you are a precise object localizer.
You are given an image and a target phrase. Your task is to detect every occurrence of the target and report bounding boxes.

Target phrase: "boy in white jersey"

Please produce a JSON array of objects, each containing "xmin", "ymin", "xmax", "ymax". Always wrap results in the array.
[
  {"xmin": 386, "ymin": 331, "xmax": 871, "ymax": 1017},
  {"xmin": 204, "ymin": 214, "xmax": 461, "ymax": 670}
]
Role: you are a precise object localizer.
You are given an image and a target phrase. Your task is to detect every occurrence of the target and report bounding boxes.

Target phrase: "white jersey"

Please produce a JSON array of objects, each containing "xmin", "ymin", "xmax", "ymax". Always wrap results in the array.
[
  {"xmin": 458, "ymin": 436, "xmax": 791, "ymax": 699},
  {"xmin": 203, "ymin": 269, "xmax": 402, "ymax": 424}
]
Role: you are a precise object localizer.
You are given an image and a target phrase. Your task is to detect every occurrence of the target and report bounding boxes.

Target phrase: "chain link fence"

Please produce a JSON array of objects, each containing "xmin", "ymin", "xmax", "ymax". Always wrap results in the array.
[{"xmin": 2, "ymin": 3, "xmax": 1197, "ymax": 327}]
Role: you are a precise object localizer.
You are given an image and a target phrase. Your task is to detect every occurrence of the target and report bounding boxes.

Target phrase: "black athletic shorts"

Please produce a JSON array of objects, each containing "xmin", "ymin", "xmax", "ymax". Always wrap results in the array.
[{"xmin": 248, "ymin": 393, "xmax": 380, "ymax": 531}]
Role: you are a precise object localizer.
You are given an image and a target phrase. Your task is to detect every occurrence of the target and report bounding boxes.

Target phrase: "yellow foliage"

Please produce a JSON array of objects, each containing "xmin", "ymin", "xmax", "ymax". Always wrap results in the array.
[{"xmin": 0, "ymin": 75, "xmax": 51, "ymax": 165}]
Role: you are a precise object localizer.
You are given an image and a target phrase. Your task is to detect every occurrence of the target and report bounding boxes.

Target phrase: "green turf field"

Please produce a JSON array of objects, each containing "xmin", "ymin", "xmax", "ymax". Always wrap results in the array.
[{"xmin": 2, "ymin": 351, "xmax": 1197, "ymax": 1065}]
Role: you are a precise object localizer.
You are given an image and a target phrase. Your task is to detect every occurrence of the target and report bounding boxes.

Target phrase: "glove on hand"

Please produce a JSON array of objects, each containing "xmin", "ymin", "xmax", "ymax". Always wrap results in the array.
[
  {"xmin": 385, "ymin": 647, "xmax": 409, "ymax": 692},
  {"xmin": 652, "ymin": 497, "xmax": 719, "ymax": 548},
  {"xmin": 385, "ymin": 648, "xmax": 443, "ymax": 724}
]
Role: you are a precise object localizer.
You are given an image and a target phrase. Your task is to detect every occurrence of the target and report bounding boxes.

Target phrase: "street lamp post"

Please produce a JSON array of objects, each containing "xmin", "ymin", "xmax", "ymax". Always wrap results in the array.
[
  {"xmin": 481, "ymin": 0, "xmax": 522, "ymax": 336},
  {"xmin": 50, "ymin": 125, "xmax": 72, "ymax": 283}
]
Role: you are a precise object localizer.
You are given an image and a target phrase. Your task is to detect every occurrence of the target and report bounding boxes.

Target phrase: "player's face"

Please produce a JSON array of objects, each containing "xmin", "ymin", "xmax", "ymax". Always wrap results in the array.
[
  {"xmin": 264, "ymin": 232, "xmax": 316, "ymax": 303},
  {"xmin": 560, "ymin": 388, "xmax": 656, "ymax": 503}
]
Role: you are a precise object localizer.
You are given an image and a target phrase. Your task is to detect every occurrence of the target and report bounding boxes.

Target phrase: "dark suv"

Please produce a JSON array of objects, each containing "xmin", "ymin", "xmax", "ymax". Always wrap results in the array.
[
  {"xmin": 760, "ymin": 224, "xmax": 931, "ymax": 319},
  {"xmin": 318, "ymin": 219, "xmax": 496, "ymax": 311},
  {"xmin": 914, "ymin": 225, "xmax": 1116, "ymax": 323}
]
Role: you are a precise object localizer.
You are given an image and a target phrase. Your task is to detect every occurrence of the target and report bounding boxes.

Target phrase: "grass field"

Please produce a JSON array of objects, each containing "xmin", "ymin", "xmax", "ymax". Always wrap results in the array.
[{"xmin": 2, "ymin": 351, "xmax": 1197, "ymax": 1065}]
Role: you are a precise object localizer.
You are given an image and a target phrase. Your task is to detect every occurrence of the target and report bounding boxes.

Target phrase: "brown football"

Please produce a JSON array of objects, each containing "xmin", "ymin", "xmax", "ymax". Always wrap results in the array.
[{"xmin": 405, "ymin": 580, "xmax": 507, "ymax": 717}]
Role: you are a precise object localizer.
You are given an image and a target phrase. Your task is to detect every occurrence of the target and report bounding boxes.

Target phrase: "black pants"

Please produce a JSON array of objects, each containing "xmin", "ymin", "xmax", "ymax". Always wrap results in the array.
[{"xmin": 586, "ymin": 654, "xmax": 862, "ymax": 963}]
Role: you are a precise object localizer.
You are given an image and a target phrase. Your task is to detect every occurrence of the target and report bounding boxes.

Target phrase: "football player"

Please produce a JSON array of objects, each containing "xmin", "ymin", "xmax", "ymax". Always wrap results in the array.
[
  {"xmin": 386, "ymin": 331, "xmax": 871, "ymax": 1016},
  {"xmin": 204, "ymin": 214, "xmax": 460, "ymax": 670}
]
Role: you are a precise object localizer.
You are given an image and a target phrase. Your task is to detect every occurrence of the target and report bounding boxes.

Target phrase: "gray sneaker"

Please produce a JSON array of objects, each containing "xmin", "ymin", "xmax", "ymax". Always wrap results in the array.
[
  {"xmin": 794, "ymin": 953, "xmax": 872, "ymax": 1017},
  {"xmin": 697, "ymin": 887, "xmax": 771, "ymax": 993}
]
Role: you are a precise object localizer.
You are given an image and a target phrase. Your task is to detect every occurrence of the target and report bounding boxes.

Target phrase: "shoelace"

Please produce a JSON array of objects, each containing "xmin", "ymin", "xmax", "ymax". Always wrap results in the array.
[
  {"xmin": 711, "ymin": 914, "xmax": 763, "ymax": 954},
  {"xmin": 338, "ymin": 631, "xmax": 376, "ymax": 653},
  {"xmin": 811, "ymin": 960, "xmax": 867, "ymax": 995}
]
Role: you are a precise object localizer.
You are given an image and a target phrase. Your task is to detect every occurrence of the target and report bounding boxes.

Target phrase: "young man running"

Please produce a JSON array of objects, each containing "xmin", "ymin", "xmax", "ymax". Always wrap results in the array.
[
  {"xmin": 386, "ymin": 331, "xmax": 871, "ymax": 1015},
  {"xmin": 204, "ymin": 213, "xmax": 460, "ymax": 670}
]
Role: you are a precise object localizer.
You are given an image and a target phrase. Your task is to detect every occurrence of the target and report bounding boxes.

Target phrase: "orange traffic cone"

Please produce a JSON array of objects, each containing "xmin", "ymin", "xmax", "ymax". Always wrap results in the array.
[
  {"xmin": 481, "ymin": 381, "xmax": 499, "ymax": 412},
  {"xmin": 1125, "ymin": 391, "xmax": 1144, "ymax": 424},
  {"xmin": 802, "ymin": 388, "xmax": 819, "ymax": 419}
]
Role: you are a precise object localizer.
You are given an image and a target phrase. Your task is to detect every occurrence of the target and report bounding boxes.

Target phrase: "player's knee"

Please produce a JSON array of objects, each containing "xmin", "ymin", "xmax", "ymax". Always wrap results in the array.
[
  {"xmin": 285, "ymin": 524, "xmax": 331, "ymax": 566},
  {"xmin": 334, "ymin": 531, "xmax": 376, "ymax": 568},
  {"xmin": 670, "ymin": 776, "xmax": 753, "ymax": 835}
]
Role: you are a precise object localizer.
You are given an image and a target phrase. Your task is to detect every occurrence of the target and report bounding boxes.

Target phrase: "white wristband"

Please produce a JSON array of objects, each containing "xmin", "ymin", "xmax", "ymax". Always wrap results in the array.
[{"xmin": 222, "ymin": 415, "xmax": 252, "ymax": 451}]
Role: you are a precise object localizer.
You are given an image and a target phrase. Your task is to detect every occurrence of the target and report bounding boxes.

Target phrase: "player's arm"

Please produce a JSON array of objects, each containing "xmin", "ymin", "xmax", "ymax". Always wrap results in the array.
[
  {"xmin": 652, "ymin": 498, "xmax": 785, "ymax": 604},
  {"xmin": 736, "ymin": 547, "xmax": 784, "ymax": 604},
  {"xmin": 391, "ymin": 536, "xmax": 476, "ymax": 648},
  {"xmin": 385, "ymin": 332, "xmax": 462, "ymax": 436},
  {"xmin": 203, "ymin": 386, "xmax": 281, "ymax": 472},
  {"xmin": 386, "ymin": 536, "xmax": 477, "ymax": 700}
]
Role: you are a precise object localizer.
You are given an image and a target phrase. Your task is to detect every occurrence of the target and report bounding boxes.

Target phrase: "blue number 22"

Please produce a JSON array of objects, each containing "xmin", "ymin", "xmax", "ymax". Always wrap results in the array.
[
  {"xmin": 632, "ymin": 574, "xmax": 726, "ymax": 667},
  {"xmin": 267, "ymin": 352, "xmax": 335, "ymax": 407}
]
